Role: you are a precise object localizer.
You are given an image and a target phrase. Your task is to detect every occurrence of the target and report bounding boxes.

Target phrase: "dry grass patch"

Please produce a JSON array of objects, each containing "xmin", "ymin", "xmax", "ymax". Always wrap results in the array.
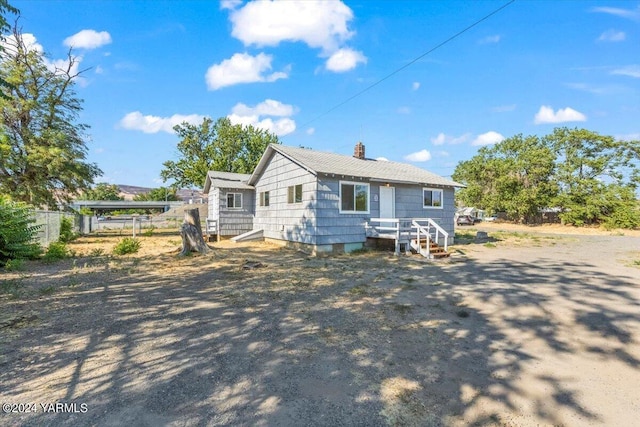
[{"xmin": 380, "ymin": 376, "xmax": 439, "ymax": 426}]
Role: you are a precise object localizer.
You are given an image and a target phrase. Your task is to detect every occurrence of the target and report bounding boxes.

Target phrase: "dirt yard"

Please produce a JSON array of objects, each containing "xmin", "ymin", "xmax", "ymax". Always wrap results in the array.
[{"xmin": 1, "ymin": 226, "xmax": 639, "ymax": 426}]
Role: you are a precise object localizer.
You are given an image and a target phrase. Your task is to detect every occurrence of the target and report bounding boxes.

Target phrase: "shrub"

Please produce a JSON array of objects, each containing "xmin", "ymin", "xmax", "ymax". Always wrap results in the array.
[
  {"xmin": 602, "ymin": 205, "xmax": 640, "ymax": 230},
  {"xmin": 4, "ymin": 258, "xmax": 25, "ymax": 271},
  {"xmin": 0, "ymin": 196, "xmax": 42, "ymax": 266},
  {"xmin": 113, "ymin": 238, "xmax": 141, "ymax": 255},
  {"xmin": 58, "ymin": 216, "xmax": 77, "ymax": 243},
  {"xmin": 43, "ymin": 242, "xmax": 70, "ymax": 262},
  {"xmin": 89, "ymin": 248, "xmax": 105, "ymax": 257},
  {"xmin": 142, "ymin": 226, "xmax": 155, "ymax": 237}
]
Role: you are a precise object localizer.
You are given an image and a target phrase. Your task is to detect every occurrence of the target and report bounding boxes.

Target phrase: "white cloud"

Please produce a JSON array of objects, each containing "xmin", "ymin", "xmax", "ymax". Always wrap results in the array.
[
  {"xmin": 436, "ymin": 150, "xmax": 450, "ymax": 157},
  {"xmin": 220, "ymin": 0, "xmax": 242, "ymax": 10},
  {"xmin": 118, "ymin": 111, "xmax": 206, "ymax": 134},
  {"xmin": 591, "ymin": 5, "xmax": 640, "ymax": 21},
  {"xmin": 228, "ymin": 114, "xmax": 296, "ymax": 136},
  {"xmin": 325, "ymin": 48, "xmax": 366, "ymax": 72},
  {"xmin": 451, "ymin": 133, "xmax": 471, "ymax": 144},
  {"xmin": 430, "ymin": 132, "xmax": 471, "ymax": 145},
  {"xmin": 397, "ymin": 106, "xmax": 411, "ymax": 115},
  {"xmin": 611, "ymin": 65, "xmax": 640, "ymax": 78},
  {"xmin": 404, "ymin": 149, "xmax": 432, "ymax": 162},
  {"xmin": 472, "ymin": 131, "xmax": 504, "ymax": 146},
  {"xmin": 231, "ymin": 99, "xmax": 295, "ymax": 117},
  {"xmin": 1, "ymin": 33, "xmax": 43, "ymax": 54},
  {"xmin": 412, "ymin": 82, "xmax": 420, "ymax": 91},
  {"xmin": 431, "ymin": 133, "xmax": 446, "ymax": 146},
  {"xmin": 306, "ymin": 127, "xmax": 315, "ymax": 135},
  {"xmin": 228, "ymin": 0, "xmax": 365, "ymax": 73},
  {"xmin": 63, "ymin": 30, "xmax": 112, "ymax": 50},
  {"xmin": 95, "ymin": 66, "xmax": 104, "ymax": 74},
  {"xmin": 205, "ymin": 52, "xmax": 288, "ymax": 90},
  {"xmin": 376, "ymin": 157, "xmax": 389, "ymax": 162},
  {"xmin": 534, "ymin": 105, "xmax": 587, "ymax": 124},
  {"xmin": 478, "ymin": 35, "xmax": 501, "ymax": 44},
  {"xmin": 46, "ymin": 56, "xmax": 80, "ymax": 74},
  {"xmin": 598, "ymin": 29, "xmax": 626, "ymax": 42},
  {"xmin": 227, "ymin": 99, "xmax": 297, "ymax": 136},
  {"xmin": 2, "ymin": 33, "xmax": 86, "ymax": 84},
  {"xmin": 229, "ymin": 0, "xmax": 354, "ymax": 52}
]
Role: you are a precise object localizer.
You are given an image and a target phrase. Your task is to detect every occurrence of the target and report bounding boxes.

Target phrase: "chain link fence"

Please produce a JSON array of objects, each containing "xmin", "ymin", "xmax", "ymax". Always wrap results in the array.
[
  {"xmin": 33, "ymin": 210, "xmax": 79, "ymax": 247},
  {"xmin": 90, "ymin": 216, "xmax": 203, "ymax": 232},
  {"xmin": 32, "ymin": 210, "xmax": 205, "ymax": 245}
]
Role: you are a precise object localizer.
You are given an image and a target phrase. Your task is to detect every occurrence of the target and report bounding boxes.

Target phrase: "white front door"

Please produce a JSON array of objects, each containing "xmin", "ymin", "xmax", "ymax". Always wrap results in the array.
[{"xmin": 379, "ymin": 186, "xmax": 395, "ymax": 219}]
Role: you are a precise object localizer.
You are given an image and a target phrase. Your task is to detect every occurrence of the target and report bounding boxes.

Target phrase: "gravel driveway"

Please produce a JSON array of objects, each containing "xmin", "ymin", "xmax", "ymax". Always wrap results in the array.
[{"xmin": 1, "ymin": 230, "xmax": 639, "ymax": 426}]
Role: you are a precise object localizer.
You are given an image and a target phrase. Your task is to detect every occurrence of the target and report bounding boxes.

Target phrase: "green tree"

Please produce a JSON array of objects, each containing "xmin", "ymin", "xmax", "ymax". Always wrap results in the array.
[
  {"xmin": 453, "ymin": 134, "xmax": 557, "ymax": 222},
  {"xmin": 0, "ymin": 1, "xmax": 18, "ymax": 99},
  {"xmin": 134, "ymin": 187, "xmax": 179, "ymax": 201},
  {"xmin": 161, "ymin": 117, "xmax": 279, "ymax": 188},
  {"xmin": 546, "ymin": 128, "xmax": 640, "ymax": 227},
  {"xmin": 81, "ymin": 183, "xmax": 122, "ymax": 201},
  {"xmin": 0, "ymin": 25, "xmax": 101, "ymax": 207},
  {"xmin": 454, "ymin": 128, "xmax": 640, "ymax": 228}
]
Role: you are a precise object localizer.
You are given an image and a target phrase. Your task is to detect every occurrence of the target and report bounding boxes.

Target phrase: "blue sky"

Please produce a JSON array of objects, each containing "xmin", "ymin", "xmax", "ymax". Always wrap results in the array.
[{"xmin": 8, "ymin": 0, "xmax": 640, "ymax": 189}]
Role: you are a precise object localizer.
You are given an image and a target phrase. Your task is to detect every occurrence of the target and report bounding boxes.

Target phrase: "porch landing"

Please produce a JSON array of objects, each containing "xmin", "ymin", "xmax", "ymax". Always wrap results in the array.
[{"xmin": 365, "ymin": 218, "xmax": 450, "ymax": 258}]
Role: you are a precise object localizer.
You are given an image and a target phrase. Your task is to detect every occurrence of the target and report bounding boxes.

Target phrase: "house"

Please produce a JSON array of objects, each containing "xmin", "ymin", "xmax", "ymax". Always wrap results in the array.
[
  {"xmin": 203, "ymin": 171, "xmax": 254, "ymax": 237},
  {"xmin": 204, "ymin": 143, "xmax": 464, "ymax": 255}
]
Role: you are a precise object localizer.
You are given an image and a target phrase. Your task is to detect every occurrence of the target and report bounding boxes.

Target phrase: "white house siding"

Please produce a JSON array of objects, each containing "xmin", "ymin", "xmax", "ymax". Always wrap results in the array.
[
  {"xmin": 252, "ymin": 152, "xmax": 318, "ymax": 244},
  {"xmin": 315, "ymin": 177, "xmax": 377, "ymax": 246},
  {"xmin": 392, "ymin": 185, "xmax": 456, "ymax": 244},
  {"xmin": 208, "ymin": 188, "xmax": 219, "ymax": 223},
  {"xmin": 218, "ymin": 188, "xmax": 254, "ymax": 236},
  {"xmin": 314, "ymin": 179, "xmax": 456, "ymax": 246}
]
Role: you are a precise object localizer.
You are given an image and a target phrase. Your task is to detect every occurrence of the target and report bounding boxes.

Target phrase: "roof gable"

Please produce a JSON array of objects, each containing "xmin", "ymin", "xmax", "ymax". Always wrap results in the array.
[{"xmin": 203, "ymin": 171, "xmax": 252, "ymax": 193}]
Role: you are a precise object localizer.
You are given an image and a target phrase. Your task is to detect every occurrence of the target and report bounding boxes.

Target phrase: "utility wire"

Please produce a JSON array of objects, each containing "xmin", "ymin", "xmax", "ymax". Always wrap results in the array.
[{"xmin": 298, "ymin": 0, "xmax": 516, "ymax": 129}]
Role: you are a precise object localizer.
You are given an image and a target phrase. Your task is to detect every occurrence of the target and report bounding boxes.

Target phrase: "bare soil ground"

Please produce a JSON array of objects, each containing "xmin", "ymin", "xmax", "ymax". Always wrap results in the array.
[{"xmin": 1, "ymin": 226, "xmax": 639, "ymax": 426}]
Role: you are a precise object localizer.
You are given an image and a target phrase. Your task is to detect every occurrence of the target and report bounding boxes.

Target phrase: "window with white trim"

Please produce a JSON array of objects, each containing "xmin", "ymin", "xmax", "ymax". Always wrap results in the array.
[
  {"xmin": 423, "ymin": 188, "xmax": 443, "ymax": 208},
  {"xmin": 340, "ymin": 181, "xmax": 369, "ymax": 213},
  {"xmin": 259, "ymin": 191, "xmax": 270, "ymax": 207},
  {"xmin": 287, "ymin": 184, "xmax": 302, "ymax": 204},
  {"xmin": 227, "ymin": 193, "xmax": 242, "ymax": 209}
]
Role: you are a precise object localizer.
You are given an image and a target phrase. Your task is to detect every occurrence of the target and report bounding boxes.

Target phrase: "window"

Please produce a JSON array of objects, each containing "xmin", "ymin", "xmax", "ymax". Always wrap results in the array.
[
  {"xmin": 259, "ymin": 191, "xmax": 270, "ymax": 207},
  {"xmin": 227, "ymin": 193, "xmax": 242, "ymax": 209},
  {"xmin": 423, "ymin": 188, "xmax": 443, "ymax": 208},
  {"xmin": 287, "ymin": 184, "xmax": 302, "ymax": 203},
  {"xmin": 340, "ymin": 181, "xmax": 369, "ymax": 213}
]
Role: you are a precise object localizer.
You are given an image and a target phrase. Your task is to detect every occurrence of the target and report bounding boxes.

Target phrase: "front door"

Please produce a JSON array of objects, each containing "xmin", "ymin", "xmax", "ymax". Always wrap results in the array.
[{"xmin": 379, "ymin": 186, "xmax": 395, "ymax": 219}]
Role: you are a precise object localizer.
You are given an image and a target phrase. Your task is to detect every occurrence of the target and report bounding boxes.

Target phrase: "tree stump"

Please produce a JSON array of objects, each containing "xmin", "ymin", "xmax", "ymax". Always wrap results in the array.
[{"xmin": 179, "ymin": 208, "xmax": 209, "ymax": 255}]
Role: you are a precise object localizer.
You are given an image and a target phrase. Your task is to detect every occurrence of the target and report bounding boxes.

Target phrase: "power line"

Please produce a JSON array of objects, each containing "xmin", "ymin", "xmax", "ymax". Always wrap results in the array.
[{"xmin": 298, "ymin": 0, "xmax": 516, "ymax": 129}]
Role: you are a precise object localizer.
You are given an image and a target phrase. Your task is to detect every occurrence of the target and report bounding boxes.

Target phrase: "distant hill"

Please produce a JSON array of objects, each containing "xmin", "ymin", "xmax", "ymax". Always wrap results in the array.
[
  {"xmin": 117, "ymin": 185, "xmax": 152, "ymax": 200},
  {"xmin": 116, "ymin": 184, "xmax": 205, "ymax": 203}
]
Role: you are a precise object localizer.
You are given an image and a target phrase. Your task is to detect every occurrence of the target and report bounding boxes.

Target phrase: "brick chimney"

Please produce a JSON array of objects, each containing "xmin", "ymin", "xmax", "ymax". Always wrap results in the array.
[{"xmin": 353, "ymin": 142, "xmax": 365, "ymax": 160}]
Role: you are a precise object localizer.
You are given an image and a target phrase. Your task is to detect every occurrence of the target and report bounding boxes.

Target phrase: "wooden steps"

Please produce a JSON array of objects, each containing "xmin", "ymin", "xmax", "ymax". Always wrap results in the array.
[{"xmin": 412, "ymin": 240, "xmax": 450, "ymax": 258}]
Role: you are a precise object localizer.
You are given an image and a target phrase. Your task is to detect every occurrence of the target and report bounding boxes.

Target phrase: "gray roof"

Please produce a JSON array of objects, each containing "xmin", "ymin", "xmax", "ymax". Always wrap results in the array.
[
  {"xmin": 203, "ymin": 171, "xmax": 252, "ymax": 193},
  {"xmin": 249, "ymin": 144, "xmax": 464, "ymax": 187}
]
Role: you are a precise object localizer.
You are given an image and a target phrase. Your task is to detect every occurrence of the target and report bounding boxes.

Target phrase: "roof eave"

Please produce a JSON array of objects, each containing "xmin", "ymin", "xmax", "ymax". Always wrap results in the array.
[
  {"xmin": 203, "ymin": 172, "xmax": 212, "ymax": 194},
  {"xmin": 247, "ymin": 145, "xmax": 277, "ymax": 186}
]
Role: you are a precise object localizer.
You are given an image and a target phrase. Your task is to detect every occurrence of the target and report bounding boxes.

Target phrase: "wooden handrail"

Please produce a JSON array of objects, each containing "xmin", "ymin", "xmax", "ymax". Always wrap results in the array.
[{"xmin": 366, "ymin": 217, "xmax": 448, "ymax": 256}]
